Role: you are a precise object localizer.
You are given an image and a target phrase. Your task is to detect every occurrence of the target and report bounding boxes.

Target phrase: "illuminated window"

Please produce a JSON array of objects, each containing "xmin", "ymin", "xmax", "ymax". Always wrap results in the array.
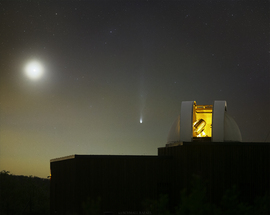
[{"xmin": 192, "ymin": 102, "xmax": 212, "ymax": 138}]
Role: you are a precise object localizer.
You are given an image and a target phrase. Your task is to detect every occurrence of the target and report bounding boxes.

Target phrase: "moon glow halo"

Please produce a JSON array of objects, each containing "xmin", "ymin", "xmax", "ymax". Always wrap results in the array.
[{"xmin": 24, "ymin": 61, "xmax": 44, "ymax": 80}]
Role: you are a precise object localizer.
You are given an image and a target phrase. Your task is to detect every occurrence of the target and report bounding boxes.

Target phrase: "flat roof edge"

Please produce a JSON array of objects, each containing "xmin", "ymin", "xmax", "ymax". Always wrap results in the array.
[
  {"xmin": 162, "ymin": 142, "xmax": 270, "ymax": 148},
  {"xmin": 50, "ymin": 155, "xmax": 76, "ymax": 162},
  {"xmin": 50, "ymin": 154, "xmax": 160, "ymax": 162}
]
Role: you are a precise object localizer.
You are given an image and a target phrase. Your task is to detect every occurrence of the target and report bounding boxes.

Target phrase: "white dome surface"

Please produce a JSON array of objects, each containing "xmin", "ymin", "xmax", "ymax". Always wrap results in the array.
[
  {"xmin": 224, "ymin": 112, "xmax": 242, "ymax": 142},
  {"xmin": 167, "ymin": 115, "xmax": 181, "ymax": 145}
]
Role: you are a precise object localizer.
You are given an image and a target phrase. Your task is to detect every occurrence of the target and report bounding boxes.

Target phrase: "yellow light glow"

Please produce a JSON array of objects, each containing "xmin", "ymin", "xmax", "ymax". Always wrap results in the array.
[
  {"xmin": 193, "ymin": 103, "xmax": 212, "ymax": 138},
  {"xmin": 197, "ymin": 131, "xmax": 206, "ymax": 137}
]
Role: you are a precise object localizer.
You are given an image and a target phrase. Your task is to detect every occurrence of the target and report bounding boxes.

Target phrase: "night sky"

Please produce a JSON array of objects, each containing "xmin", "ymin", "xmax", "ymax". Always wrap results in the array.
[{"xmin": 0, "ymin": 1, "xmax": 269, "ymax": 178}]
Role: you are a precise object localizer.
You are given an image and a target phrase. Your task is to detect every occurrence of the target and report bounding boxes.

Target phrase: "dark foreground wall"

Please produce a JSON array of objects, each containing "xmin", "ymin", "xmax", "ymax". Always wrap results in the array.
[
  {"xmin": 50, "ymin": 142, "xmax": 270, "ymax": 214},
  {"xmin": 158, "ymin": 142, "xmax": 270, "ymax": 207},
  {"xmin": 50, "ymin": 155, "xmax": 172, "ymax": 214}
]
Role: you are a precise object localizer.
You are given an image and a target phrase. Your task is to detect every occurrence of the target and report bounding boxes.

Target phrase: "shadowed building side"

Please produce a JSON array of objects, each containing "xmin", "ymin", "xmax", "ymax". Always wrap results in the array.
[
  {"xmin": 50, "ymin": 155, "xmax": 173, "ymax": 214},
  {"xmin": 158, "ymin": 143, "xmax": 270, "ymax": 206}
]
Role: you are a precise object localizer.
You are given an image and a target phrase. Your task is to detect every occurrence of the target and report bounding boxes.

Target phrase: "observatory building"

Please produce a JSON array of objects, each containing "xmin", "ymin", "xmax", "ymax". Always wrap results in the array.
[{"xmin": 50, "ymin": 101, "xmax": 269, "ymax": 214}]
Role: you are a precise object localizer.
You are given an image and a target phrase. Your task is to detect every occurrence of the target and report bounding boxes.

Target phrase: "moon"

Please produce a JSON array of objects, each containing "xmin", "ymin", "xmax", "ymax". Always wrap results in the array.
[{"xmin": 24, "ymin": 61, "xmax": 44, "ymax": 80}]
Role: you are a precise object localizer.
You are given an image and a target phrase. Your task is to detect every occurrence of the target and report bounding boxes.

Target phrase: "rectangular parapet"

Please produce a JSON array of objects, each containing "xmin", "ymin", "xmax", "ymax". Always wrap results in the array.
[
  {"xmin": 50, "ymin": 155, "xmax": 76, "ymax": 163},
  {"xmin": 50, "ymin": 154, "xmax": 161, "ymax": 163}
]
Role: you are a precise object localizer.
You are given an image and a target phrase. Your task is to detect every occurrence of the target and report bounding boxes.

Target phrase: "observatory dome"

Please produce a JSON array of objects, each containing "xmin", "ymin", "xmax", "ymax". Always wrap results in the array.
[
  {"xmin": 167, "ymin": 115, "xmax": 181, "ymax": 145},
  {"xmin": 166, "ymin": 101, "xmax": 242, "ymax": 145},
  {"xmin": 224, "ymin": 112, "xmax": 242, "ymax": 142}
]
